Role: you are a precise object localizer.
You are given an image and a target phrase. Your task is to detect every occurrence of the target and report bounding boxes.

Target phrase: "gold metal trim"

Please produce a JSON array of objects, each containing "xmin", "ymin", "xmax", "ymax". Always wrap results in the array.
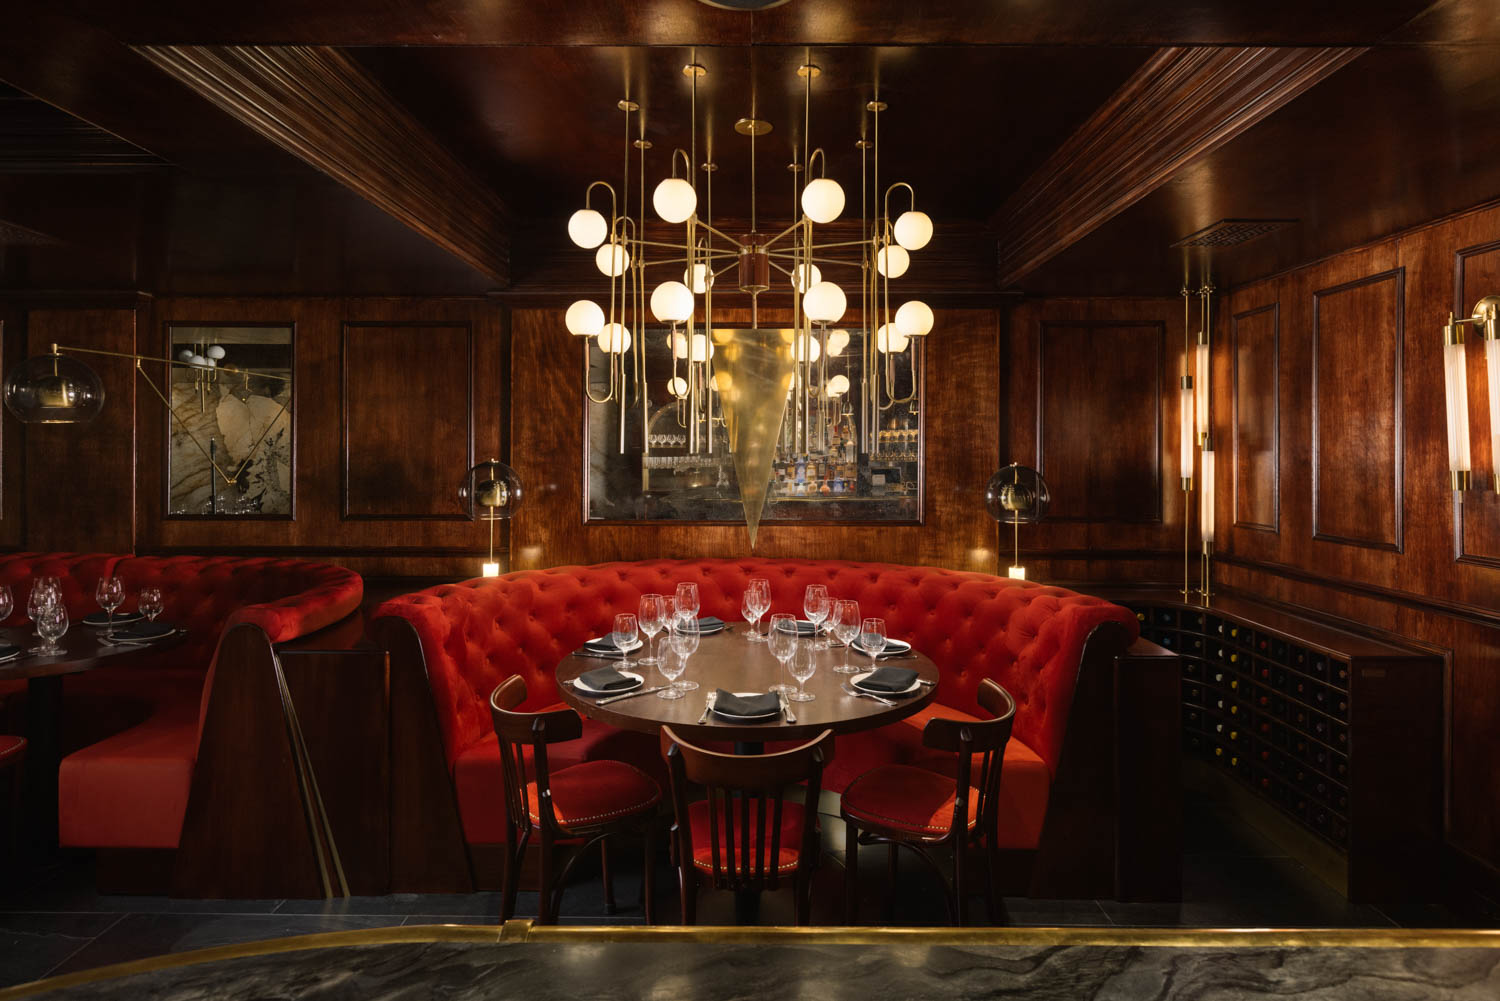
[
  {"xmin": 1452, "ymin": 470, "xmax": 1472, "ymax": 491},
  {"xmin": 734, "ymin": 117, "xmax": 772, "ymax": 136}
]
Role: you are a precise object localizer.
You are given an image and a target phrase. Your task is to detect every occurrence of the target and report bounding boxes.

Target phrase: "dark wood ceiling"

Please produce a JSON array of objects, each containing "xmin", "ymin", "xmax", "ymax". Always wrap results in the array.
[{"xmin": 3, "ymin": 1, "xmax": 1500, "ymax": 296}]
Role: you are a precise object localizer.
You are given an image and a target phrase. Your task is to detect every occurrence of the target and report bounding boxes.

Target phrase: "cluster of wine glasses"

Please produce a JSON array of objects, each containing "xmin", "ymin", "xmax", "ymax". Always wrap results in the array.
[
  {"xmin": 619, "ymin": 582, "xmax": 705, "ymax": 700},
  {"xmin": 15, "ymin": 576, "xmax": 68, "ymax": 655},
  {"xmin": 742, "ymin": 580, "xmax": 889, "ymax": 678},
  {"xmin": 767, "ymin": 613, "xmax": 819, "ymax": 702}
]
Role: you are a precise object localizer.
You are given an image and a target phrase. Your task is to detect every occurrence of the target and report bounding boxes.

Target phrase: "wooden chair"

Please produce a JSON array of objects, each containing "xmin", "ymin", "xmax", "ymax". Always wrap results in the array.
[
  {"xmin": 489, "ymin": 678, "xmax": 662, "ymax": 924},
  {"xmin": 661, "ymin": 725, "xmax": 832, "ymax": 925},
  {"xmin": 0, "ymin": 736, "xmax": 24, "ymax": 859},
  {"xmin": 840, "ymin": 679, "xmax": 1017, "ymax": 925}
]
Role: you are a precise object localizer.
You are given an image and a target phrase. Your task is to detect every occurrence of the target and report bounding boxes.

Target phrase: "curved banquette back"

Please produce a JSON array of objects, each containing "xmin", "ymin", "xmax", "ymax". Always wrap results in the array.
[
  {"xmin": 373, "ymin": 558, "xmax": 1139, "ymax": 776},
  {"xmin": 0, "ymin": 551, "xmax": 364, "ymax": 671}
]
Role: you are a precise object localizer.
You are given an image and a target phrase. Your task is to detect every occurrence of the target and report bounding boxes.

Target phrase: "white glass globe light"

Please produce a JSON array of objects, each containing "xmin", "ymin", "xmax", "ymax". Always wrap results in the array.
[
  {"xmin": 876, "ymin": 243, "xmax": 910, "ymax": 279},
  {"xmin": 567, "ymin": 208, "xmax": 608, "ymax": 249},
  {"xmin": 684, "ymin": 263, "xmax": 714, "ymax": 294},
  {"xmin": 653, "ymin": 177, "xmax": 698, "ymax": 224},
  {"xmin": 895, "ymin": 300, "xmax": 935, "ymax": 337},
  {"xmin": 802, "ymin": 281, "xmax": 847, "ymax": 323},
  {"xmin": 668, "ymin": 376, "xmax": 688, "ymax": 398},
  {"xmin": 672, "ymin": 331, "xmax": 712, "ymax": 362},
  {"xmin": 790, "ymin": 262, "xmax": 822, "ymax": 292},
  {"xmin": 793, "ymin": 334, "xmax": 822, "ymax": 363},
  {"xmin": 800, "ymin": 177, "xmax": 846, "ymax": 224},
  {"xmin": 190, "ymin": 354, "xmax": 209, "ymax": 368},
  {"xmin": 826, "ymin": 329, "xmax": 850, "ymax": 356},
  {"xmin": 875, "ymin": 323, "xmax": 909, "ymax": 354},
  {"xmin": 597, "ymin": 323, "xmax": 631, "ymax": 354},
  {"xmin": 825, "ymin": 374, "xmax": 851, "ymax": 397},
  {"xmin": 893, "ymin": 210, "xmax": 933, "ymax": 251},
  {"xmin": 177, "ymin": 350, "xmax": 194, "ymax": 362},
  {"xmin": 595, "ymin": 241, "xmax": 630, "ymax": 277},
  {"xmin": 206, "ymin": 345, "xmax": 227, "ymax": 360},
  {"xmin": 650, "ymin": 281, "xmax": 695, "ymax": 323},
  {"xmin": 565, "ymin": 299, "xmax": 605, "ymax": 337}
]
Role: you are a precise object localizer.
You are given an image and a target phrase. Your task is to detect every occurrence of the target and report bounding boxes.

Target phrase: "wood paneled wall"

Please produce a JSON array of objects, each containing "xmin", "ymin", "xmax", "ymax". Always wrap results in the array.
[
  {"xmin": 9, "ymin": 296, "xmax": 506, "ymax": 578},
  {"xmin": 508, "ymin": 305, "xmax": 1001, "ymax": 571},
  {"xmin": 1211, "ymin": 201, "xmax": 1500, "ymax": 890},
  {"xmin": 1003, "ymin": 297, "xmax": 1189, "ymax": 583}
]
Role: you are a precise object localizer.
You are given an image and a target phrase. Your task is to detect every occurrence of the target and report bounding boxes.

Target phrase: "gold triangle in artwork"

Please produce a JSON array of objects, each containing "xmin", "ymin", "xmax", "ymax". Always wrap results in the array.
[{"xmin": 710, "ymin": 328, "xmax": 795, "ymax": 548}]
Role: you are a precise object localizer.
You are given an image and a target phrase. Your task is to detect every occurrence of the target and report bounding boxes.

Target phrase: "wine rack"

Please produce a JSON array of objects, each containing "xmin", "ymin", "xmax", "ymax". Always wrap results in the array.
[{"xmin": 1118, "ymin": 591, "xmax": 1441, "ymax": 905}]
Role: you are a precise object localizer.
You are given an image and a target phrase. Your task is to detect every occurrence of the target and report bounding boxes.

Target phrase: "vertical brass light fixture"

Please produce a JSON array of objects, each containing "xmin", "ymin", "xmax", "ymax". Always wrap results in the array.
[
  {"xmin": 1179, "ymin": 287, "xmax": 1195, "ymax": 599},
  {"xmin": 1441, "ymin": 295, "xmax": 1500, "ymax": 495},
  {"xmin": 1197, "ymin": 283, "xmax": 1214, "ymax": 599}
]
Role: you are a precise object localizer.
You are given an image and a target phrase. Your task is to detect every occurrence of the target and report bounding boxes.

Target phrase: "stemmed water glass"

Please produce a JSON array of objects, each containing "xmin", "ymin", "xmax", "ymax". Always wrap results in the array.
[
  {"xmin": 787, "ymin": 640, "xmax": 817, "ymax": 702},
  {"xmin": 0, "ymin": 585, "xmax": 13, "ymax": 626},
  {"xmin": 803, "ymin": 585, "xmax": 830, "ymax": 649},
  {"xmin": 667, "ymin": 615, "xmax": 700, "ymax": 693},
  {"xmin": 138, "ymin": 587, "xmax": 164, "ymax": 623},
  {"xmin": 612, "ymin": 612, "xmax": 638, "ymax": 667},
  {"xmin": 744, "ymin": 578, "xmax": 771, "ymax": 642},
  {"xmin": 27, "ymin": 580, "xmax": 59, "ymax": 654},
  {"xmin": 36, "ymin": 603, "xmax": 68, "ymax": 656},
  {"xmin": 657, "ymin": 648, "xmax": 688, "ymax": 700},
  {"xmin": 95, "ymin": 576, "xmax": 125, "ymax": 637},
  {"xmin": 637, "ymin": 594, "xmax": 666, "ymax": 666},
  {"xmin": 674, "ymin": 582, "xmax": 700, "ymax": 627},
  {"xmin": 767, "ymin": 613, "xmax": 798, "ymax": 695},
  {"xmin": 859, "ymin": 617, "xmax": 888, "ymax": 674},
  {"xmin": 832, "ymin": 599, "xmax": 863, "ymax": 674}
]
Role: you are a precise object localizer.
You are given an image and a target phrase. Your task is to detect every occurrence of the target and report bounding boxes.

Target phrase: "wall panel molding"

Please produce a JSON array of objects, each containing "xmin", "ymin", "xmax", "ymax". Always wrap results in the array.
[
  {"xmin": 1310, "ymin": 268, "xmax": 1404, "ymax": 552},
  {"xmin": 1232, "ymin": 301, "xmax": 1281, "ymax": 533}
]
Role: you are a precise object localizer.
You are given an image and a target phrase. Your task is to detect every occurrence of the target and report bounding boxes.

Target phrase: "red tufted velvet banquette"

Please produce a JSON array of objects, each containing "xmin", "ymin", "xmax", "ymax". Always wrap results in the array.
[
  {"xmin": 374, "ymin": 558, "xmax": 1141, "ymax": 878},
  {"xmin": 0, "ymin": 553, "xmax": 364, "ymax": 851}
]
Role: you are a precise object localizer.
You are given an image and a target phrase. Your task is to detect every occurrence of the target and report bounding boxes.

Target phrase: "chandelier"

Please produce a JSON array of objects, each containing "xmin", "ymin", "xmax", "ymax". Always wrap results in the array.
[{"xmin": 563, "ymin": 60, "xmax": 934, "ymax": 538}]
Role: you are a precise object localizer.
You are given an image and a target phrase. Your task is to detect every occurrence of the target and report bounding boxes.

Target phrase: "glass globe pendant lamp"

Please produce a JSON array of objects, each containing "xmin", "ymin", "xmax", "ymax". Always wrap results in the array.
[
  {"xmin": 2, "ymin": 347, "xmax": 106, "ymax": 424},
  {"xmin": 650, "ymin": 281, "xmax": 695, "ymax": 324},
  {"xmin": 567, "ymin": 208, "xmax": 608, "ymax": 249},
  {"xmin": 459, "ymin": 459, "xmax": 524, "ymax": 578},
  {"xmin": 893, "ymin": 210, "xmax": 933, "ymax": 250},
  {"xmin": 653, "ymin": 176, "xmax": 698, "ymax": 224},
  {"xmin": 802, "ymin": 281, "xmax": 847, "ymax": 324},
  {"xmin": 565, "ymin": 299, "xmax": 606, "ymax": 337},
  {"xmin": 876, "ymin": 242, "xmax": 909, "ymax": 279},
  {"xmin": 800, "ymin": 176, "xmax": 845, "ymax": 224},
  {"xmin": 894, "ymin": 300, "xmax": 934, "ymax": 338}
]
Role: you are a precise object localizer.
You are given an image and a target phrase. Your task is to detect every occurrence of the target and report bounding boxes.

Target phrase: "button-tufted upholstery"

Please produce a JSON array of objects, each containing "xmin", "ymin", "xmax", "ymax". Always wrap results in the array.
[
  {"xmin": 376, "ymin": 558, "xmax": 1138, "ymax": 853},
  {"xmin": 49, "ymin": 554, "xmax": 365, "ymax": 851}
]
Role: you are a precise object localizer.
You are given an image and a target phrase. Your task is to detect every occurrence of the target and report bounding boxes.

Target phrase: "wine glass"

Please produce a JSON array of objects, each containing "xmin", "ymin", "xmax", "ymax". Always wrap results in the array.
[
  {"xmin": 674, "ymin": 582, "xmax": 700, "ymax": 627},
  {"xmin": 788, "ymin": 640, "xmax": 817, "ymax": 702},
  {"xmin": 859, "ymin": 617, "xmax": 888, "ymax": 675},
  {"xmin": 667, "ymin": 615, "xmax": 700, "ymax": 693},
  {"xmin": 637, "ymin": 594, "xmax": 666, "ymax": 667},
  {"xmin": 747, "ymin": 578, "xmax": 772, "ymax": 642},
  {"xmin": 0, "ymin": 584, "xmax": 13, "ymax": 625},
  {"xmin": 803, "ymin": 584, "xmax": 830, "ymax": 650},
  {"xmin": 612, "ymin": 612, "xmax": 638, "ymax": 667},
  {"xmin": 138, "ymin": 587, "xmax": 164, "ymax": 623},
  {"xmin": 656, "ymin": 648, "xmax": 687, "ymax": 700},
  {"xmin": 832, "ymin": 599, "xmax": 862, "ymax": 674},
  {"xmin": 95, "ymin": 576, "xmax": 125, "ymax": 637},
  {"xmin": 767, "ymin": 613, "xmax": 798, "ymax": 695},
  {"xmin": 36, "ymin": 603, "xmax": 68, "ymax": 656}
]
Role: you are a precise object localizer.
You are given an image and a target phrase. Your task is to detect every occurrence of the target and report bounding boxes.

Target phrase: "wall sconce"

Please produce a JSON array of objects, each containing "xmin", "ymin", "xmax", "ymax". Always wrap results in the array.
[
  {"xmin": 985, "ymin": 464, "xmax": 1050, "ymax": 582},
  {"xmin": 1200, "ymin": 439, "xmax": 1215, "ymax": 598},
  {"xmin": 459, "ymin": 460, "xmax": 524, "ymax": 579},
  {"xmin": 1194, "ymin": 283, "xmax": 1213, "ymax": 447},
  {"xmin": 1442, "ymin": 296, "xmax": 1500, "ymax": 495}
]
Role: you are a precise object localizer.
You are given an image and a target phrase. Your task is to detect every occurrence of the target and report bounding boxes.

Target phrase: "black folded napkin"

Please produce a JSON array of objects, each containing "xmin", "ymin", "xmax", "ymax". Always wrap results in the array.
[
  {"xmin": 852, "ymin": 637, "xmax": 912, "ymax": 657},
  {"xmin": 113, "ymin": 621, "xmax": 175, "ymax": 641},
  {"xmin": 772, "ymin": 619, "xmax": 818, "ymax": 636},
  {"xmin": 83, "ymin": 611, "xmax": 143, "ymax": 627},
  {"xmin": 583, "ymin": 636, "xmax": 639, "ymax": 654},
  {"xmin": 696, "ymin": 616, "xmax": 725, "ymax": 631},
  {"xmin": 577, "ymin": 666, "xmax": 637, "ymax": 692},
  {"xmin": 714, "ymin": 689, "xmax": 779, "ymax": 718},
  {"xmin": 0, "ymin": 644, "xmax": 19, "ymax": 660},
  {"xmin": 857, "ymin": 666, "xmax": 919, "ymax": 694}
]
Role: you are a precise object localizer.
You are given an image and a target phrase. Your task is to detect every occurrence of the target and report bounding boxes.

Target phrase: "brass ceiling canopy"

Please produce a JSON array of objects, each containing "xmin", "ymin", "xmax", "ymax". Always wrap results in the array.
[
  {"xmin": 734, "ymin": 117, "xmax": 773, "ymax": 137},
  {"xmin": 1171, "ymin": 218, "xmax": 1296, "ymax": 249},
  {"xmin": 696, "ymin": 0, "xmax": 793, "ymax": 9}
]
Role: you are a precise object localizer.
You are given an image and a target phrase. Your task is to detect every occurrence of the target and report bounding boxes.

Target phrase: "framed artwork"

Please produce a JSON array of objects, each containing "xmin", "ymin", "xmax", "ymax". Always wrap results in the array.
[{"xmin": 164, "ymin": 323, "xmax": 294, "ymax": 517}]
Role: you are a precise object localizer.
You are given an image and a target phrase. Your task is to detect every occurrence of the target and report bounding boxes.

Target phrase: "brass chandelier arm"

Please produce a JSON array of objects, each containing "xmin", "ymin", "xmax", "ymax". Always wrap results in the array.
[
  {"xmin": 758, "ymin": 219, "xmax": 806, "ymax": 250},
  {"xmin": 695, "ymin": 220, "xmax": 745, "ymax": 248},
  {"xmin": 768, "ymin": 239, "xmax": 875, "ymax": 253},
  {"xmin": 52, "ymin": 344, "xmax": 289, "ymax": 383}
]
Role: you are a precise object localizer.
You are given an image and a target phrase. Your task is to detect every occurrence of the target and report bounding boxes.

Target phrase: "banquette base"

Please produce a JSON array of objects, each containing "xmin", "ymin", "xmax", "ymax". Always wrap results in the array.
[{"xmin": 374, "ymin": 559, "xmax": 1184, "ymax": 904}]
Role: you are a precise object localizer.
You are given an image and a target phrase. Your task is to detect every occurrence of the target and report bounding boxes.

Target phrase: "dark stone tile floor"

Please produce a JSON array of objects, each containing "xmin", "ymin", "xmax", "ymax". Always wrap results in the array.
[{"xmin": 0, "ymin": 790, "xmax": 1492, "ymax": 990}]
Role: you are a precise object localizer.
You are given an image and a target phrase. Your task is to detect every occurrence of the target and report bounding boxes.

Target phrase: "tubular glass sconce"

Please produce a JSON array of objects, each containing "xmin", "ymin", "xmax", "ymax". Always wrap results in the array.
[{"xmin": 1443, "ymin": 296, "xmax": 1500, "ymax": 497}]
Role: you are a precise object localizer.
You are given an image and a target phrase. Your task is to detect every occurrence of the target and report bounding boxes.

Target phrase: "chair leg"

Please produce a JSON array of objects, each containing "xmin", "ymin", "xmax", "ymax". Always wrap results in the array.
[
  {"xmin": 843, "ymin": 818, "xmax": 859, "ymax": 925},
  {"xmin": 641, "ymin": 824, "xmax": 655, "ymax": 926},
  {"xmin": 954, "ymin": 840, "xmax": 968, "ymax": 927},
  {"xmin": 679, "ymin": 863, "xmax": 696, "ymax": 925},
  {"xmin": 794, "ymin": 871, "xmax": 810, "ymax": 926},
  {"xmin": 986, "ymin": 841, "xmax": 1009, "ymax": 926},
  {"xmin": 886, "ymin": 842, "xmax": 899, "ymax": 922},
  {"xmin": 537, "ymin": 830, "xmax": 556, "ymax": 925},
  {"xmin": 500, "ymin": 823, "xmax": 521, "ymax": 921},
  {"xmin": 601, "ymin": 836, "xmax": 617, "ymax": 914}
]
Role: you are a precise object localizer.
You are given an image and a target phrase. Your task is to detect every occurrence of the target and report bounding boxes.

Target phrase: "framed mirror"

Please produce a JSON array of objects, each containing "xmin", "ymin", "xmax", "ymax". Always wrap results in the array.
[{"xmin": 164, "ymin": 323, "xmax": 294, "ymax": 517}]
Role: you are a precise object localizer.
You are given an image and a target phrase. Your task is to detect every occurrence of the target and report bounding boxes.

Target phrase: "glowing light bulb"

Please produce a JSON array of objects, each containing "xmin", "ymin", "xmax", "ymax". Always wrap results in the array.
[
  {"xmin": 800, "ymin": 177, "xmax": 845, "ymax": 224},
  {"xmin": 876, "ymin": 243, "xmax": 909, "ymax": 279},
  {"xmin": 826, "ymin": 329, "xmax": 850, "ymax": 356},
  {"xmin": 652, "ymin": 177, "xmax": 698, "ymax": 223},
  {"xmin": 595, "ymin": 241, "xmax": 630, "ymax": 276},
  {"xmin": 596, "ymin": 323, "xmax": 631, "ymax": 354},
  {"xmin": 893, "ymin": 210, "xmax": 933, "ymax": 251},
  {"xmin": 894, "ymin": 300, "xmax": 934, "ymax": 337},
  {"xmin": 802, "ymin": 281, "xmax": 847, "ymax": 323},
  {"xmin": 565, "ymin": 299, "xmax": 605, "ymax": 337},
  {"xmin": 567, "ymin": 209, "xmax": 608, "ymax": 249},
  {"xmin": 650, "ymin": 281, "xmax": 694, "ymax": 323}
]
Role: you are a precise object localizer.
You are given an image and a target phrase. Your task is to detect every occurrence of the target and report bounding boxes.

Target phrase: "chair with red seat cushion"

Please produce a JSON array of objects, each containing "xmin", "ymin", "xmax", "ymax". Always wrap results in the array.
[
  {"xmin": 661, "ymin": 725, "xmax": 832, "ymax": 926},
  {"xmin": 489, "ymin": 677, "xmax": 661, "ymax": 925},
  {"xmin": 842, "ymin": 679, "xmax": 1017, "ymax": 926}
]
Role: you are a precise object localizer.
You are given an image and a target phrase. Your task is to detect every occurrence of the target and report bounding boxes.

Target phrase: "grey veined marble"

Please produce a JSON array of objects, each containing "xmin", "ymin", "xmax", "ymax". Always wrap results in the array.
[{"xmin": 22, "ymin": 941, "xmax": 1500, "ymax": 1000}]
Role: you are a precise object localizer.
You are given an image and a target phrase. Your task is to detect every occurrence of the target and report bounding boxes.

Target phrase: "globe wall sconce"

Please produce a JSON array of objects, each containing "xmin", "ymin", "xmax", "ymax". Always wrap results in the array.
[
  {"xmin": 985, "ymin": 463, "xmax": 1050, "ymax": 581},
  {"xmin": 459, "ymin": 460, "xmax": 524, "ymax": 577}
]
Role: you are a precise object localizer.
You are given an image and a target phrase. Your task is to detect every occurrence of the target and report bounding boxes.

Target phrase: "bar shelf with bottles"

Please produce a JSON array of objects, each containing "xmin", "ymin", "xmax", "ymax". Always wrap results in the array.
[{"xmin": 1111, "ymin": 589, "xmax": 1441, "ymax": 905}]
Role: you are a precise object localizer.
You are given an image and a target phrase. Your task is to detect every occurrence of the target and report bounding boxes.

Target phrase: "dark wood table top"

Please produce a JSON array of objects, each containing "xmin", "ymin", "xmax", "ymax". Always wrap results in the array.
[
  {"xmin": 556, "ymin": 623, "xmax": 940, "ymax": 743},
  {"xmin": 0, "ymin": 623, "xmax": 184, "ymax": 681}
]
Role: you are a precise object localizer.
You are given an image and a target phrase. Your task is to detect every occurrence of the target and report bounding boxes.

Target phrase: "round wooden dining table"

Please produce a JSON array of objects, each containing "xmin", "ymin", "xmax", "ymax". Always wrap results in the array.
[
  {"xmin": 0, "ymin": 622, "xmax": 186, "ymax": 852},
  {"xmin": 555, "ymin": 621, "xmax": 940, "ymax": 745}
]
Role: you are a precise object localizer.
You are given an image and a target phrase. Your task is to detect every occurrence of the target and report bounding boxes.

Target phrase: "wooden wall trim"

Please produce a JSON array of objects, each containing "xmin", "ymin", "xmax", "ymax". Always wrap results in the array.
[
  {"xmin": 1310, "ymin": 267, "xmax": 1405, "ymax": 553},
  {"xmin": 1231, "ymin": 301, "xmax": 1281, "ymax": 533},
  {"xmin": 135, "ymin": 45, "xmax": 510, "ymax": 285},
  {"xmin": 993, "ymin": 46, "xmax": 1365, "ymax": 287}
]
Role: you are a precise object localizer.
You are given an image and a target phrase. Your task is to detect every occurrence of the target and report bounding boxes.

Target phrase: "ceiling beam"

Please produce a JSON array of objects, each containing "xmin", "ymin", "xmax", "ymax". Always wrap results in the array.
[
  {"xmin": 992, "ymin": 46, "xmax": 1365, "ymax": 289},
  {"xmin": 136, "ymin": 44, "xmax": 511, "ymax": 285}
]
